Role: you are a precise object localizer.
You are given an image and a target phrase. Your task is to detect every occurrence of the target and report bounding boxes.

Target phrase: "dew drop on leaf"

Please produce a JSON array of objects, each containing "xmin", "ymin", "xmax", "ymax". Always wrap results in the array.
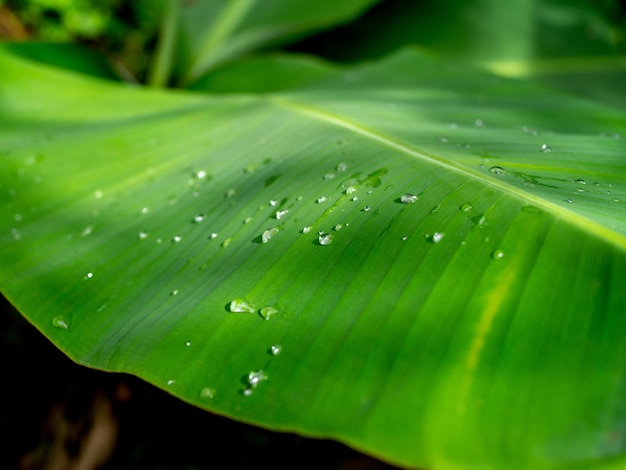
[
  {"xmin": 337, "ymin": 162, "xmax": 348, "ymax": 172},
  {"xmin": 248, "ymin": 370, "xmax": 268, "ymax": 387},
  {"xmin": 51, "ymin": 315, "xmax": 69, "ymax": 330},
  {"xmin": 460, "ymin": 202, "xmax": 473, "ymax": 212},
  {"xmin": 334, "ymin": 224, "xmax": 343, "ymax": 231},
  {"xmin": 540, "ymin": 144, "xmax": 553, "ymax": 153},
  {"xmin": 492, "ymin": 249, "xmax": 505, "ymax": 260},
  {"xmin": 193, "ymin": 214, "xmax": 205, "ymax": 223},
  {"xmin": 564, "ymin": 199, "xmax": 573, "ymax": 204},
  {"xmin": 319, "ymin": 233, "xmax": 334, "ymax": 245},
  {"xmin": 489, "ymin": 166, "xmax": 506, "ymax": 176},
  {"xmin": 345, "ymin": 186, "xmax": 357, "ymax": 194},
  {"xmin": 229, "ymin": 299, "xmax": 257, "ymax": 313},
  {"xmin": 431, "ymin": 232, "xmax": 445, "ymax": 244},
  {"xmin": 221, "ymin": 237, "xmax": 233, "ymax": 247},
  {"xmin": 363, "ymin": 206, "xmax": 371, "ymax": 212},
  {"xmin": 262, "ymin": 227, "xmax": 279, "ymax": 243},
  {"xmin": 138, "ymin": 231, "xmax": 149, "ymax": 239},
  {"xmin": 324, "ymin": 173, "xmax": 335, "ymax": 180},
  {"xmin": 274, "ymin": 209, "xmax": 288, "ymax": 220},
  {"xmin": 173, "ymin": 235, "xmax": 182, "ymax": 243},
  {"xmin": 259, "ymin": 306, "xmax": 278, "ymax": 320},
  {"xmin": 199, "ymin": 387, "xmax": 215, "ymax": 399},
  {"xmin": 316, "ymin": 196, "xmax": 328, "ymax": 204},
  {"xmin": 185, "ymin": 341, "xmax": 191, "ymax": 347},
  {"xmin": 574, "ymin": 179, "xmax": 586, "ymax": 185},
  {"xmin": 270, "ymin": 345, "xmax": 282, "ymax": 356},
  {"xmin": 400, "ymin": 193, "xmax": 418, "ymax": 204},
  {"xmin": 302, "ymin": 226, "xmax": 312, "ymax": 234}
]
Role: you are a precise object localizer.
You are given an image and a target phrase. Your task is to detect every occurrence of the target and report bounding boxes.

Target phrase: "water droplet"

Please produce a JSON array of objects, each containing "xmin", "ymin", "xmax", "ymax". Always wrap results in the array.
[
  {"xmin": 13, "ymin": 213, "xmax": 22, "ymax": 222},
  {"xmin": 167, "ymin": 379, "xmax": 176, "ymax": 386},
  {"xmin": 141, "ymin": 207, "xmax": 149, "ymax": 215},
  {"xmin": 229, "ymin": 299, "xmax": 257, "ymax": 313},
  {"xmin": 138, "ymin": 231, "xmax": 149, "ymax": 239},
  {"xmin": 185, "ymin": 341, "xmax": 191, "ymax": 346},
  {"xmin": 270, "ymin": 345, "xmax": 282, "ymax": 356},
  {"xmin": 401, "ymin": 236, "xmax": 408, "ymax": 241},
  {"xmin": 564, "ymin": 198, "xmax": 573, "ymax": 204},
  {"xmin": 362, "ymin": 206, "xmax": 371, "ymax": 212},
  {"xmin": 94, "ymin": 190, "xmax": 103, "ymax": 199},
  {"xmin": 319, "ymin": 233, "xmax": 334, "ymax": 245},
  {"xmin": 316, "ymin": 196, "xmax": 328, "ymax": 204},
  {"xmin": 243, "ymin": 388, "xmax": 253, "ymax": 397},
  {"xmin": 259, "ymin": 306, "xmax": 278, "ymax": 320},
  {"xmin": 613, "ymin": 198, "xmax": 621, "ymax": 203},
  {"xmin": 80, "ymin": 225, "xmax": 93, "ymax": 237},
  {"xmin": 474, "ymin": 119, "xmax": 484, "ymax": 127},
  {"xmin": 221, "ymin": 237, "xmax": 233, "ymax": 247},
  {"xmin": 492, "ymin": 249, "xmax": 505, "ymax": 260},
  {"xmin": 85, "ymin": 272, "xmax": 93, "ymax": 280},
  {"xmin": 334, "ymin": 224, "xmax": 343, "ymax": 231},
  {"xmin": 11, "ymin": 228, "xmax": 20, "ymax": 240},
  {"xmin": 574, "ymin": 179, "xmax": 586, "ymax": 185},
  {"xmin": 269, "ymin": 199, "xmax": 278, "ymax": 206},
  {"xmin": 431, "ymin": 232, "xmax": 445, "ymax": 244},
  {"xmin": 200, "ymin": 387, "xmax": 215, "ymax": 398},
  {"xmin": 210, "ymin": 232, "xmax": 218, "ymax": 239},
  {"xmin": 324, "ymin": 173, "xmax": 335, "ymax": 180},
  {"xmin": 52, "ymin": 315, "xmax": 69, "ymax": 330},
  {"xmin": 449, "ymin": 122, "xmax": 458, "ymax": 129},
  {"xmin": 274, "ymin": 209, "xmax": 289, "ymax": 220},
  {"xmin": 367, "ymin": 190, "xmax": 374, "ymax": 194},
  {"xmin": 226, "ymin": 188, "xmax": 236, "ymax": 198},
  {"xmin": 195, "ymin": 170, "xmax": 207, "ymax": 179},
  {"xmin": 262, "ymin": 227, "xmax": 279, "ymax": 243},
  {"xmin": 540, "ymin": 144, "xmax": 552, "ymax": 153},
  {"xmin": 302, "ymin": 226, "xmax": 312, "ymax": 234},
  {"xmin": 489, "ymin": 166, "xmax": 506, "ymax": 176},
  {"xmin": 460, "ymin": 202, "xmax": 473, "ymax": 212},
  {"xmin": 193, "ymin": 214, "xmax": 205, "ymax": 223},
  {"xmin": 400, "ymin": 193, "xmax": 418, "ymax": 204},
  {"xmin": 173, "ymin": 235, "xmax": 182, "ymax": 243},
  {"xmin": 337, "ymin": 162, "xmax": 348, "ymax": 172},
  {"xmin": 171, "ymin": 289, "xmax": 179, "ymax": 296},
  {"xmin": 244, "ymin": 216, "xmax": 252, "ymax": 224},
  {"xmin": 437, "ymin": 136, "xmax": 449, "ymax": 143},
  {"xmin": 156, "ymin": 238, "xmax": 162, "ymax": 244},
  {"xmin": 248, "ymin": 370, "xmax": 268, "ymax": 387},
  {"xmin": 345, "ymin": 186, "xmax": 357, "ymax": 194},
  {"xmin": 351, "ymin": 196, "xmax": 359, "ymax": 201}
]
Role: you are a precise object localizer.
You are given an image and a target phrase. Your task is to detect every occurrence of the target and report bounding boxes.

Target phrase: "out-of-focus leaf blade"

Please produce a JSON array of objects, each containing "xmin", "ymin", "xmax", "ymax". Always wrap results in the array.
[
  {"xmin": 187, "ymin": 53, "xmax": 337, "ymax": 93},
  {"xmin": 1, "ymin": 45, "xmax": 626, "ymax": 469},
  {"xmin": 171, "ymin": 0, "xmax": 380, "ymax": 85}
]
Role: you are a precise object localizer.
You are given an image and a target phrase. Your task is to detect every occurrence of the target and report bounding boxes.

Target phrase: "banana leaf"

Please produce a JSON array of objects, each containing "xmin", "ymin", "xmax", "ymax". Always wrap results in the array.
[{"xmin": 1, "ymin": 43, "xmax": 625, "ymax": 469}]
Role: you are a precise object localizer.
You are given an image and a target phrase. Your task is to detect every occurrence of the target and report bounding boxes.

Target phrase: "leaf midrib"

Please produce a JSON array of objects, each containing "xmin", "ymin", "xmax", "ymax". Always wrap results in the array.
[{"xmin": 269, "ymin": 95, "xmax": 626, "ymax": 251}]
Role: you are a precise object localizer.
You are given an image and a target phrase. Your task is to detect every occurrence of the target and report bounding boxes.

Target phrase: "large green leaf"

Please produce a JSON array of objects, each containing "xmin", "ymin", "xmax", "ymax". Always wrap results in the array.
[{"xmin": 1, "ymin": 44, "xmax": 626, "ymax": 469}]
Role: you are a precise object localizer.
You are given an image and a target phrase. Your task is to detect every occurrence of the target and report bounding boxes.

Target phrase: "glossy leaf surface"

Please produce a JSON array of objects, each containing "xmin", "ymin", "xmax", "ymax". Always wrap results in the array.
[{"xmin": 1, "ymin": 45, "xmax": 626, "ymax": 469}]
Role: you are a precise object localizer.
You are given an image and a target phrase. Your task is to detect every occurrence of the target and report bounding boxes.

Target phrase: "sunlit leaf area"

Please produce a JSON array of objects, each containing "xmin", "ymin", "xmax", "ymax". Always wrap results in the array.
[{"xmin": 1, "ymin": 1, "xmax": 625, "ymax": 468}]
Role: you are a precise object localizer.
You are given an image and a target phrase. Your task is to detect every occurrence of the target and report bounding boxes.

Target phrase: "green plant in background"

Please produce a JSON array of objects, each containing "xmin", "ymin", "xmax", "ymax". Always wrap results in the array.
[{"xmin": 1, "ymin": 1, "xmax": 626, "ymax": 468}]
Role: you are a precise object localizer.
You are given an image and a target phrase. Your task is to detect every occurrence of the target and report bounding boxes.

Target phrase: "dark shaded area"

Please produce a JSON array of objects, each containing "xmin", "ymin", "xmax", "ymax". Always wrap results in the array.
[{"xmin": 0, "ymin": 296, "xmax": 401, "ymax": 469}]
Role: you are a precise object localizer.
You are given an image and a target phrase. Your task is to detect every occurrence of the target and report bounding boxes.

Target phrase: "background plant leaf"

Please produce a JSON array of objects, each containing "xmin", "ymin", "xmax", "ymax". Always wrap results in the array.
[
  {"xmin": 1, "ymin": 43, "xmax": 626, "ymax": 470},
  {"xmin": 165, "ymin": 0, "xmax": 381, "ymax": 86}
]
